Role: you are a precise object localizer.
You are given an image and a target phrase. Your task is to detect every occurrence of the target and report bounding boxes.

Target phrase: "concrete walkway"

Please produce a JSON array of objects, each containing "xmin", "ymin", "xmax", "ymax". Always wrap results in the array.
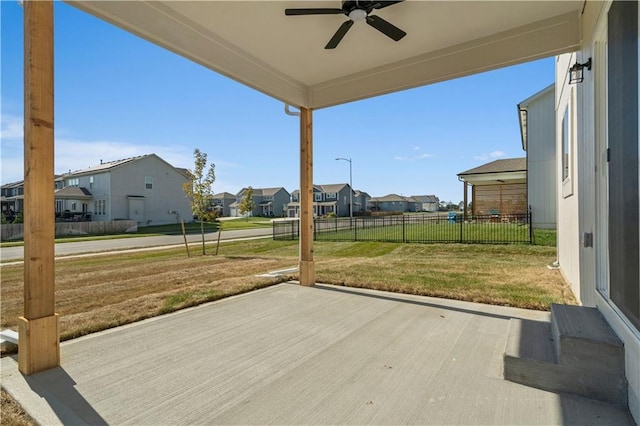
[{"xmin": 1, "ymin": 283, "xmax": 634, "ymax": 425}]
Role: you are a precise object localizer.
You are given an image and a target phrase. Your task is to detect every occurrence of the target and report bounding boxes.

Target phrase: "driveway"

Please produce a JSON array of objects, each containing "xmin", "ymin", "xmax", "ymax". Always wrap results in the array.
[{"xmin": 0, "ymin": 227, "xmax": 272, "ymax": 262}]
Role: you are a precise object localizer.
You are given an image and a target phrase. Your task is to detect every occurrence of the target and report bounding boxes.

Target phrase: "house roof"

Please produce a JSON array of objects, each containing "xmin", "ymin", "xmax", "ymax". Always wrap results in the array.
[
  {"xmin": 291, "ymin": 184, "xmax": 350, "ymax": 195},
  {"xmin": 239, "ymin": 187, "xmax": 287, "ymax": 197},
  {"xmin": 62, "ymin": 154, "xmax": 189, "ymax": 179},
  {"xmin": 457, "ymin": 158, "xmax": 526, "ymax": 177},
  {"xmin": 69, "ymin": 2, "xmax": 582, "ymax": 109},
  {"xmin": 315, "ymin": 183, "xmax": 349, "ymax": 193},
  {"xmin": 212, "ymin": 192, "xmax": 237, "ymax": 200},
  {"xmin": 354, "ymin": 190, "xmax": 370, "ymax": 198},
  {"xmin": 54, "ymin": 186, "xmax": 93, "ymax": 199},
  {"xmin": 411, "ymin": 195, "xmax": 439, "ymax": 203},
  {"xmin": 370, "ymin": 194, "xmax": 416, "ymax": 203}
]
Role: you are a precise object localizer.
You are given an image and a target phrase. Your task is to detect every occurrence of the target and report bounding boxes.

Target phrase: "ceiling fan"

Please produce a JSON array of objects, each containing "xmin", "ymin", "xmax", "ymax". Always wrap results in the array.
[{"xmin": 284, "ymin": 1, "xmax": 406, "ymax": 49}]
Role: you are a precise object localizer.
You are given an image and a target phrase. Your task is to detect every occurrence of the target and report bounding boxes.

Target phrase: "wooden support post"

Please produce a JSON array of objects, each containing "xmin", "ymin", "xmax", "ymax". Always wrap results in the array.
[
  {"xmin": 19, "ymin": 0, "xmax": 60, "ymax": 375},
  {"xmin": 463, "ymin": 181, "xmax": 468, "ymax": 221},
  {"xmin": 299, "ymin": 107, "xmax": 315, "ymax": 286},
  {"xmin": 471, "ymin": 185, "xmax": 476, "ymax": 216}
]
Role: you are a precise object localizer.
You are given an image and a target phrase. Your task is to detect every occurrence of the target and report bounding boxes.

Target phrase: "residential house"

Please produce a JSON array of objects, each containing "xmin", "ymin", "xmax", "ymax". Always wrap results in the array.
[
  {"xmin": 1, "ymin": 180, "xmax": 25, "ymax": 218},
  {"xmin": 369, "ymin": 194, "xmax": 419, "ymax": 213},
  {"xmin": 287, "ymin": 184, "xmax": 354, "ymax": 217},
  {"xmin": 210, "ymin": 192, "xmax": 236, "ymax": 217},
  {"xmin": 457, "ymin": 158, "xmax": 527, "ymax": 216},
  {"xmin": 411, "ymin": 195, "xmax": 439, "ymax": 212},
  {"xmin": 518, "ymin": 84, "xmax": 557, "ymax": 229},
  {"xmin": 231, "ymin": 187, "xmax": 290, "ymax": 217},
  {"xmin": 353, "ymin": 190, "xmax": 371, "ymax": 214},
  {"xmin": 54, "ymin": 154, "xmax": 192, "ymax": 225}
]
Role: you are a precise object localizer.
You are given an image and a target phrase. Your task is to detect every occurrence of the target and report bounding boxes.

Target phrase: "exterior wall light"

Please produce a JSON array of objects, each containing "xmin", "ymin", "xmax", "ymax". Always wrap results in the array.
[{"xmin": 569, "ymin": 58, "xmax": 592, "ymax": 84}]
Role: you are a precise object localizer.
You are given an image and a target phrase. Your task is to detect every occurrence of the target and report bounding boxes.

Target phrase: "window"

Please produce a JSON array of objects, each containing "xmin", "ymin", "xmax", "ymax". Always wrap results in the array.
[
  {"xmin": 89, "ymin": 176, "xmax": 94, "ymax": 189},
  {"xmin": 560, "ymin": 90, "xmax": 574, "ymax": 198},
  {"xmin": 95, "ymin": 199, "xmax": 106, "ymax": 216},
  {"xmin": 314, "ymin": 193, "xmax": 322, "ymax": 201},
  {"xmin": 145, "ymin": 176, "xmax": 153, "ymax": 190},
  {"xmin": 67, "ymin": 178, "xmax": 79, "ymax": 187},
  {"xmin": 326, "ymin": 192, "xmax": 337, "ymax": 199},
  {"xmin": 562, "ymin": 107, "xmax": 570, "ymax": 181}
]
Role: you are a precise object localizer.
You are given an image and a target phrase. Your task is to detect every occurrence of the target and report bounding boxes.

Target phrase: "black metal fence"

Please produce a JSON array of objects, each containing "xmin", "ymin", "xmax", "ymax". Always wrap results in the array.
[{"xmin": 273, "ymin": 212, "xmax": 532, "ymax": 244}]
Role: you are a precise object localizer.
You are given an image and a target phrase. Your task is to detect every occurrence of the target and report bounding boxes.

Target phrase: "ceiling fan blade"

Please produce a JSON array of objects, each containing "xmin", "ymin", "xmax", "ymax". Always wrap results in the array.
[
  {"xmin": 373, "ymin": 1, "xmax": 404, "ymax": 10},
  {"xmin": 285, "ymin": 8, "xmax": 344, "ymax": 16},
  {"xmin": 325, "ymin": 20, "xmax": 354, "ymax": 49},
  {"xmin": 366, "ymin": 14, "xmax": 406, "ymax": 41}
]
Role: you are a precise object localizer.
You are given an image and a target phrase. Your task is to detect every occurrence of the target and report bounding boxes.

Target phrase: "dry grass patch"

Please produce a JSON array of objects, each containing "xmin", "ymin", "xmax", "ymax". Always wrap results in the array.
[
  {"xmin": 1, "ymin": 388, "xmax": 36, "ymax": 426},
  {"xmin": 1, "ymin": 249, "xmax": 295, "ymax": 350}
]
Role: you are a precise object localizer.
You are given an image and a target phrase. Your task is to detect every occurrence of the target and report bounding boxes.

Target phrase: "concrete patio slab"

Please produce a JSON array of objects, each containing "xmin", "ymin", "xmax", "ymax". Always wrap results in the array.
[{"xmin": 1, "ymin": 283, "xmax": 634, "ymax": 425}]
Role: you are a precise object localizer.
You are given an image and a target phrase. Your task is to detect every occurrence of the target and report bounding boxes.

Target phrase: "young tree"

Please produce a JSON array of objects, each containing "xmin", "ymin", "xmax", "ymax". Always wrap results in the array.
[
  {"xmin": 238, "ymin": 186, "xmax": 255, "ymax": 220},
  {"xmin": 183, "ymin": 148, "xmax": 216, "ymax": 254}
]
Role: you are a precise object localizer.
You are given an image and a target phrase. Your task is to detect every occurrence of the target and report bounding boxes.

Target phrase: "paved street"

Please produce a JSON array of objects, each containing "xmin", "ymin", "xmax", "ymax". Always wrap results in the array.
[{"xmin": 0, "ymin": 227, "xmax": 273, "ymax": 262}]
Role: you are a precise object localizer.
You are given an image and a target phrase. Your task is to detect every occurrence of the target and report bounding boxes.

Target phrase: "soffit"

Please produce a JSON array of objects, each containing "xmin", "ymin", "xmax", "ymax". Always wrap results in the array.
[{"xmin": 66, "ymin": 1, "xmax": 583, "ymax": 109}]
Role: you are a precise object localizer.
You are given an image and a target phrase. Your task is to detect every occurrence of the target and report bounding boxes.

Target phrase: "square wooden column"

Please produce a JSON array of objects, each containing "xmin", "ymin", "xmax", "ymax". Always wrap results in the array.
[
  {"xmin": 19, "ymin": 0, "xmax": 60, "ymax": 375},
  {"xmin": 299, "ymin": 107, "xmax": 315, "ymax": 286}
]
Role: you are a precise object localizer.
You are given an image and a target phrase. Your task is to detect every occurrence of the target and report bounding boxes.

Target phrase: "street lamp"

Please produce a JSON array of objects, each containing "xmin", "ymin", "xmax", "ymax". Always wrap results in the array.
[{"xmin": 335, "ymin": 157, "xmax": 353, "ymax": 223}]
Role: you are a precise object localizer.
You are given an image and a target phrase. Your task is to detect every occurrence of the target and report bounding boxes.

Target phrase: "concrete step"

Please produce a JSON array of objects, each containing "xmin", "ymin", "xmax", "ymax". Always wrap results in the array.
[
  {"xmin": 551, "ymin": 303, "xmax": 625, "ymax": 375},
  {"xmin": 504, "ymin": 315, "xmax": 627, "ymax": 407}
]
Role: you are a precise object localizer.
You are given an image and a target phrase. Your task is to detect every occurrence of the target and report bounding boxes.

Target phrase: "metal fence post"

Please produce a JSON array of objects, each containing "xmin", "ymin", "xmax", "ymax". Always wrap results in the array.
[
  {"xmin": 402, "ymin": 215, "xmax": 406, "ymax": 243},
  {"xmin": 354, "ymin": 217, "xmax": 357, "ymax": 241},
  {"xmin": 459, "ymin": 214, "xmax": 463, "ymax": 243}
]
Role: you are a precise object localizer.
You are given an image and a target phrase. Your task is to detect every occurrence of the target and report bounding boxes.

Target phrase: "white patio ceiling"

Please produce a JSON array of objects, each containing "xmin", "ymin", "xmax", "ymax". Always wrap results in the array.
[{"xmin": 65, "ymin": 1, "xmax": 583, "ymax": 109}]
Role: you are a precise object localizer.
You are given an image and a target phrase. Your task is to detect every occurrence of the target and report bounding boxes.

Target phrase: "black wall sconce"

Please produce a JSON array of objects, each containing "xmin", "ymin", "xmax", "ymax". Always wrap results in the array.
[{"xmin": 569, "ymin": 58, "xmax": 592, "ymax": 84}]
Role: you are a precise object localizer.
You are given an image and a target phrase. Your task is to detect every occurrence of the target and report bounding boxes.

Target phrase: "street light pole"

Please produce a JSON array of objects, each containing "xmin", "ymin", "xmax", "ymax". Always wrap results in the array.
[{"xmin": 335, "ymin": 157, "xmax": 353, "ymax": 223}]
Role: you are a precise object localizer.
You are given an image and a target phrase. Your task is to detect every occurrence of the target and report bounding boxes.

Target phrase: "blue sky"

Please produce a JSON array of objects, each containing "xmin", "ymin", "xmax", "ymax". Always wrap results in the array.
[{"xmin": 1, "ymin": 1, "xmax": 554, "ymax": 203}]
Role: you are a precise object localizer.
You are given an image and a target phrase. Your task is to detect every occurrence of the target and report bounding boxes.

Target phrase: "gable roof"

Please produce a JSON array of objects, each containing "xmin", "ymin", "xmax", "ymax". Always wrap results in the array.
[
  {"xmin": 370, "ymin": 194, "xmax": 417, "ymax": 203},
  {"xmin": 212, "ymin": 192, "xmax": 237, "ymax": 200},
  {"xmin": 54, "ymin": 186, "xmax": 93, "ymax": 199},
  {"xmin": 63, "ymin": 154, "xmax": 189, "ymax": 179},
  {"xmin": 238, "ymin": 187, "xmax": 287, "ymax": 197},
  {"xmin": 411, "ymin": 195, "xmax": 439, "ymax": 203},
  {"xmin": 457, "ymin": 158, "xmax": 526, "ymax": 177}
]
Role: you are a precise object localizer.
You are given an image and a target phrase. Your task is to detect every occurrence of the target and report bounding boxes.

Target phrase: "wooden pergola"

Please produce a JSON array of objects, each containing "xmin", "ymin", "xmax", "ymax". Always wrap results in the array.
[{"xmin": 20, "ymin": 0, "xmax": 584, "ymax": 373}]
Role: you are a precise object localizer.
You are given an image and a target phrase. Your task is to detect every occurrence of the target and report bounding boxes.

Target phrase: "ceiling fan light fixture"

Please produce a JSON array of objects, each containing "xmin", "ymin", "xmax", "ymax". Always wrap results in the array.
[{"xmin": 348, "ymin": 9, "xmax": 367, "ymax": 22}]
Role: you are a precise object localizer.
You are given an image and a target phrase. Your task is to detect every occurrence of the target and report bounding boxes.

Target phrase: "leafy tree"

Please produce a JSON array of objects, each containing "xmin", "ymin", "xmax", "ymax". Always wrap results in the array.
[
  {"xmin": 183, "ymin": 148, "xmax": 215, "ymax": 254},
  {"xmin": 238, "ymin": 186, "xmax": 255, "ymax": 220}
]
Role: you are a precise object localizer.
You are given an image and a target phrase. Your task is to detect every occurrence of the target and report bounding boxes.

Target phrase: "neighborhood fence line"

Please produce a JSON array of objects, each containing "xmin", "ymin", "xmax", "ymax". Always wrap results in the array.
[{"xmin": 273, "ymin": 212, "xmax": 532, "ymax": 244}]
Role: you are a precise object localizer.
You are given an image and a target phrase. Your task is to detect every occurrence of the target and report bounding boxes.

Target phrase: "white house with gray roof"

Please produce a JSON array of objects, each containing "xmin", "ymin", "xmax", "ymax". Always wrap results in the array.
[
  {"xmin": 210, "ymin": 192, "xmax": 236, "ymax": 217},
  {"xmin": 287, "ymin": 183, "xmax": 355, "ymax": 217},
  {"xmin": 369, "ymin": 194, "xmax": 419, "ymax": 213},
  {"xmin": 54, "ymin": 154, "xmax": 192, "ymax": 225},
  {"xmin": 230, "ymin": 187, "xmax": 290, "ymax": 217}
]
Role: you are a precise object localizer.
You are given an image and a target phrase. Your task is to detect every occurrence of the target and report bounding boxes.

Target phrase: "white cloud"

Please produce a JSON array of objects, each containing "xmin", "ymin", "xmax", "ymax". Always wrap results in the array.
[
  {"xmin": 394, "ymin": 152, "xmax": 433, "ymax": 161},
  {"xmin": 413, "ymin": 146, "xmax": 421, "ymax": 151},
  {"xmin": 0, "ymin": 114, "xmax": 23, "ymax": 140},
  {"xmin": 490, "ymin": 151, "xmax": 506, "ymax": 158}
]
